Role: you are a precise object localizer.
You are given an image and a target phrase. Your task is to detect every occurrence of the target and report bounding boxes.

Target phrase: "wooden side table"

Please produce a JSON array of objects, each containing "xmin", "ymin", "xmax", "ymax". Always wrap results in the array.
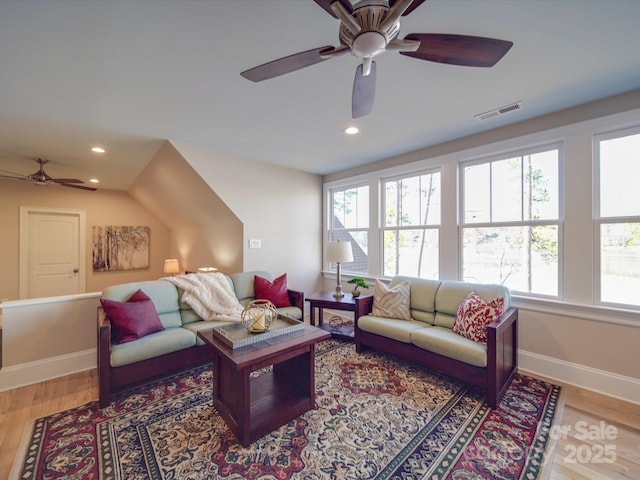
[{"xmin": 306, "ymin": 291, "xmax": 372, "ymax": 341}]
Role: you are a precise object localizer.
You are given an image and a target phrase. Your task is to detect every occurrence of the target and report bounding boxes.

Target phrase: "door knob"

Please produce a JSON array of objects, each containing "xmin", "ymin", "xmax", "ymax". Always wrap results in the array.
[{"xmin": 73, "ymin": 268, "xmax": 79, "ymax": 273}]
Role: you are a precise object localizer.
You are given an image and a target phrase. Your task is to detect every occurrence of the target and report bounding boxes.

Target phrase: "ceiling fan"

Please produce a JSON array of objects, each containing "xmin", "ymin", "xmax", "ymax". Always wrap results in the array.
[
  {"xmin": 241, "ymin": 0, "xmax": 513, "ymax": 118},
  {"xmin": 0, "ymin": 157, "xmax": 97, "ymax": 191}
]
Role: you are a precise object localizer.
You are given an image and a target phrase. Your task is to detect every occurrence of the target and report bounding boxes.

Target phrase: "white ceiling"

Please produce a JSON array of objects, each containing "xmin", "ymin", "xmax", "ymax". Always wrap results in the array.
[{"xmin": 1, "ymin": 0, "xmax": 640, "ymax": 191}]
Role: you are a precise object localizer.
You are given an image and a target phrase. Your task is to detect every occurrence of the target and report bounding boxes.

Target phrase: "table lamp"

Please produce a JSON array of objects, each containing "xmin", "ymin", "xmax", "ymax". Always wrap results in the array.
[
  {"xmin": 326, "ymin": 241, "xmax": 354, "ymax": 298},
  {"xmin": 164, "ymin": 259, "xmax": 180, "ymax": 276}
]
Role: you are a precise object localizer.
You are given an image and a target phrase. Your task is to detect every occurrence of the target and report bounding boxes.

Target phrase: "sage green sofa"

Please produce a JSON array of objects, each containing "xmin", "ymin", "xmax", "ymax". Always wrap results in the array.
[
  {"xmin": 354, "ymin": 276, "xmax": 518, "ymax": 408},
  {"xmin": 97, "ymin": 271, "xmax": 303, "ymax": 408}
]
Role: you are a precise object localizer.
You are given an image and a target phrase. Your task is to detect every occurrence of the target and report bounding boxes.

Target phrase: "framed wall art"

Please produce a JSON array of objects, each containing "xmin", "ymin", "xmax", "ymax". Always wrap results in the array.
[{"xmin": 92, "ymin": 226, "xmax": 150, "ymax": 272}]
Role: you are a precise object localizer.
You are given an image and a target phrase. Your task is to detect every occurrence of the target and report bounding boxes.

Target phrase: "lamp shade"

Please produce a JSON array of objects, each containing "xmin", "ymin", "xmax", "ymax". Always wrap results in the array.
[
  {"xmin": 164, "ymin": 259, "xmax": 180, "ymax": 274},
  {"xmin": 197, "ymin": 267, "xmax": 218, "ymax": 273},
  {"xmin": 326, "ymin": 241, "xmax": 354, "ymax": 264}
]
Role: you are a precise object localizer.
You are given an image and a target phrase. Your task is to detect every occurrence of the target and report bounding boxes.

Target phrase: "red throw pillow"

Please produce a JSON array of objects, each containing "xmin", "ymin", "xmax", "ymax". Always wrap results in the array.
[
  {"xmin": 452, "ymin": 291, "xmax": 505, "ymax": 344},
  {"xmin": 100, "ymin": 289, "xmax": 164, "ymax": 344},
  {"xmin": 254, "ymin": 274, "xmax": 291, "ymax": 308}
]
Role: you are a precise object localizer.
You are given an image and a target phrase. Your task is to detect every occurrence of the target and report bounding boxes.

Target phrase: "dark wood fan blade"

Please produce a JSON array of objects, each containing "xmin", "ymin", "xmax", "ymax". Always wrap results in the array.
[
  {"xmin": 390, "ymin": 0, "xmax": 428, "ymax": 16},
  {"xmin": 60, "ymin": 183, "xmax": 97, "ymax": 191},
  {"xmin": 52, "ymin": 178, "xmax": 84, "ymax": 184},
  {"xmin": 352, "ymin": 62, "xmax": 376, "ymax": 119},
  {"xmin": 241, "ymin": 46, "xmax": 335, "ymax": 82},
  {"xmin": 400, "ymin": 34, "xmax": 513, "ymax": 67},
  {"xmin": 313, "ymin": 0, "xmax": 352, "ymax": 18},
  {"xmin": 0, "ymin": 174, "xmax": 27, "ymax": 180}
]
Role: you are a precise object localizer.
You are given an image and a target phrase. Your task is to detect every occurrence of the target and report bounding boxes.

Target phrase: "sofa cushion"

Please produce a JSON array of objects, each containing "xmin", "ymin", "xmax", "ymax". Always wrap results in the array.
[
  {"xmin": 228, "ymin": 270, "xmax": 272, "ymax": 305},
  {"xmin": 372, "ymin": 280, "xmax": 411, "ymax": 320},
  {"xmin": 183, "ymin": 320, "xmax": 236, "ymax": 345},
  {"xmin": 390, "ymin": 276, "xmax": 439, "ymax": 324},
  {"xmin": 178, "ymin": 307, "xmax": 202, "ymax": 325},
  {"xmin": 110, "ymin": 327, "xmax": 196, "ymax": 367},
  {"xmin": 100, "ymin": 290, "xmax": 165, "ymax": 344},
  {"xmin": 276, "ymin": 305, "xmax": 303, "ymax": 320},
  {"xmin": 254, "ymin": 273, "xmax": 291, "ymax": 307},
  {"xmin": 102, "ymin": 280, "xmax": 183, "ymax": 329},
  {"xmin": 410, "ymin": 327, "xmax": 488, "ymax": 367},
  {"xmin": 358, "ymin": 315, "xmax": 428, "ymax": 343},
  {"xmin": 453, "ymin": 291, "xmax": 505, "ymax": 344},
  {"xmin": 434, "ymin": 280, "xmax": 509, "ymax": 328}
]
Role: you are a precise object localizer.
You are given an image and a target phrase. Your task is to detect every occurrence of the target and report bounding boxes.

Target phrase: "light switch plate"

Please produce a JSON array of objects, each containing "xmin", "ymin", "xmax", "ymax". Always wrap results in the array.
[{"xmin": 249, "ymin": 239, "xmax": 261, "ymax": 249}]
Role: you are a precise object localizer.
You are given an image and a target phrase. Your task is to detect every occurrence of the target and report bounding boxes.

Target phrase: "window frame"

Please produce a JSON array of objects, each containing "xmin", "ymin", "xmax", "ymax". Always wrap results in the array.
[
  {"xmin": 326, "ymin": 182, "xmax": 371, "ymax": 275},
  {"xmin": 380, "ymin": 167, "xmax": 441, "ymax": 280},
  {"xmin": 458, "ymin": 143, "xmax": 564, "ymax": 299},
  {"xmin": 593, "ymin": 125, "xmax": 640, "ymax": 310}
]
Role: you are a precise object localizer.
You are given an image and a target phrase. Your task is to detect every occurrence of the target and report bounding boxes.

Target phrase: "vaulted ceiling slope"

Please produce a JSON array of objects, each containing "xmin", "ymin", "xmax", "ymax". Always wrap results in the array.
[{"xmin": 1, "ymin": 0, "xmax": 640, "ymax": 191}]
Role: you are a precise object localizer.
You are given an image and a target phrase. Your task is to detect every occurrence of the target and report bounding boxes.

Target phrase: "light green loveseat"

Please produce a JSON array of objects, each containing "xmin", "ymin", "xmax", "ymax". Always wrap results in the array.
[
  {"xmin": 98, "ymin": 271, "xmax": 303, "ymax": 408},
  {"xmin": 354, "ymin": 276, "xmax": 518, "ymax": 408}
]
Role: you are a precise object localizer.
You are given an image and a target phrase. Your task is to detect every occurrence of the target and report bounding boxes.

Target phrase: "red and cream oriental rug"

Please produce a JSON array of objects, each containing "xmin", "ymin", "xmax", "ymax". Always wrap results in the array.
[{"xmin": 12, "ymin": 340, "xmax": 562, "ymax": 479}]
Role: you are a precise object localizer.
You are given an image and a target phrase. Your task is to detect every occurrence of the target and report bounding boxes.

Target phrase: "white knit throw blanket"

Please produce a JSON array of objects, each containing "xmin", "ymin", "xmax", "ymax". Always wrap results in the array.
[{"xmin": 164, "ymin": 273, "xmax": 243, "ymax": 322}]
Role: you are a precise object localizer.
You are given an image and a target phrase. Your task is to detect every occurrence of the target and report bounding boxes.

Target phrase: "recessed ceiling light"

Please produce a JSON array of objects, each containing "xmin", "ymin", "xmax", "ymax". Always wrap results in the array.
[
  {"xmin": 91, "ymin": 147, "xmax": 105, "ymax": 153},
  {"xmin": 89, "ymin": 178, "xmax": 100, "ymax": 184},
  {"xmin": 344, "ymin": 126, "xmax": 359, "ymax": 135}
]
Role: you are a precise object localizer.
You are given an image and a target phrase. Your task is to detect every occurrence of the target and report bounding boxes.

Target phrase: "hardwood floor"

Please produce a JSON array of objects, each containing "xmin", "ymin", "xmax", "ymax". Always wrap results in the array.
[
  {"xmin": 546, "ymin": 380, "xmax": 640, "ymax": 480},
  {"xmin": 1, "ymin": 366, "xmax": 638, "ymax": 479}
]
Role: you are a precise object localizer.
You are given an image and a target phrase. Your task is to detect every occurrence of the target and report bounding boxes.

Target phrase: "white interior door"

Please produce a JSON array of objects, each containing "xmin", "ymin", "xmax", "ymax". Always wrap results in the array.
[{"xmin": 19, "ymin": 207, "xmax": 86, "ymax": 299}]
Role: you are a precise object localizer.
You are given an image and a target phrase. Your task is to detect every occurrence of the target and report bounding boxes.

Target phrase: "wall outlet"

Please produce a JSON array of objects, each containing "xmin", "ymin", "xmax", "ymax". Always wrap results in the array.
[{"xmin": 249, "ymin": 239, "xmax": 261, "ymax": 249}]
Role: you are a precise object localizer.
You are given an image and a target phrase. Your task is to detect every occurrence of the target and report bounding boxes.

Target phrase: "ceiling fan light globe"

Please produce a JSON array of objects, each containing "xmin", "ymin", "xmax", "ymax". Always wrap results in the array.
[{"xmin": 352, "ymin": 31, "xmax": 387, "ymax": 58}]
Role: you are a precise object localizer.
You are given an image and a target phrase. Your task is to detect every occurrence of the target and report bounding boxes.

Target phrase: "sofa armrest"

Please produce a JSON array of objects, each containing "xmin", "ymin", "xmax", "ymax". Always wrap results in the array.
[
  {"xmin": 487, "ymin": 306, "xmax": 518, "ymax": 336},
  {"xmin": 97, "ymin": 307, "xmax": 112, "ymax": 407},
  {"xmin": 354, "ymin": 295, "xmax": 375, "ymax": 326},
  {"xmin": 486, "ymin": 306, "xmax": 518, "ymax": 408},
  {"xmin": 287, "ymin": 289, "xmax": 305, "ymax": 312}
]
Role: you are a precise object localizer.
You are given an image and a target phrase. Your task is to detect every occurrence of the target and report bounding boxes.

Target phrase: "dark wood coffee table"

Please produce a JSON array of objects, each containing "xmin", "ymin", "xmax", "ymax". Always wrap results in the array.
[{"xmin": 198, "ymin": 325, "xmax": 330, "ymax": 446}]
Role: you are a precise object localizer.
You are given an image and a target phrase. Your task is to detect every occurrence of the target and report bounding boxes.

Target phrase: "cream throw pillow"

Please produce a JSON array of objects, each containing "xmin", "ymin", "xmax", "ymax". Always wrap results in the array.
[{"xmin": 371, "ymin": 280, "xmax": 411, "ymax": 320}]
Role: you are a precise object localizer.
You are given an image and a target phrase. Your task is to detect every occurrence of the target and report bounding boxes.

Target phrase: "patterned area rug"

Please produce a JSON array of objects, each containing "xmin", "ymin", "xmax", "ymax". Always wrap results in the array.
[{"xmin": 13, "ymin": 340, "xmax": 562, "ymax": 479}]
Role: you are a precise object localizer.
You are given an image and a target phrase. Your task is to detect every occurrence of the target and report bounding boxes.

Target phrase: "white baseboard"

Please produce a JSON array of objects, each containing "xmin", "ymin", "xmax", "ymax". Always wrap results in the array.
[
  {"xmin": 1, "ymin": 347, "xmax": 638, "ymax": 406},
  {"xmin": 0, "ymin": 348, "xmax": 96, "ymax": 393},
  {"xmin": 518, "ymin": 349, "xmax": 640, "ymax": 405}
]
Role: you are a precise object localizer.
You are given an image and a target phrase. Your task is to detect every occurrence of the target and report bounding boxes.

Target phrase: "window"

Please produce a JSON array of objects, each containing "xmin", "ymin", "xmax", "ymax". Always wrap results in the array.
[
  {"xmin": 461, "ymin": 146, "xmax": 560, "ymax": 296},
  {"xmin": 382, "ymin": 171, "xmax": 440, "ymax": 278},
  {"xmin": 329, "ymin": 185, "xmax": 369, "ymax": 274},
  {"xmin": 596, "ymin": 128, "xmax": 640, "ymax": 308}
]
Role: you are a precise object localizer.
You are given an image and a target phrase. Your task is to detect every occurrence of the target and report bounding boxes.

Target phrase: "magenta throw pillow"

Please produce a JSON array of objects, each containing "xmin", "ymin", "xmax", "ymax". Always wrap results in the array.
[
  {"xmin": 452, "ymin": 291, "xmax": 505, "ymax": 344},
  {"xmin": 100, "ymin": 289, "xmax": 164, "ymax": 344},
  {"xmin": 254, "ymin": 274, "xmax": 291, "ymax": 308}
]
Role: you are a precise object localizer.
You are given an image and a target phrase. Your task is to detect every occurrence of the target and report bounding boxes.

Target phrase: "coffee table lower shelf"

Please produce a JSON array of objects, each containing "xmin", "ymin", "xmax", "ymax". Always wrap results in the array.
[{"xmin": 214, "ymin": 360, "xmax": 313, "ymax": 445}]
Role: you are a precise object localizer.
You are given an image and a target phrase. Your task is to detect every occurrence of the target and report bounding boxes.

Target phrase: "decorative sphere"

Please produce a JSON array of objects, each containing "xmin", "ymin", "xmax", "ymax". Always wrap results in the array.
[{"xmin": 241, "ymin": 299, "xmax": 277, "ymax": 333}]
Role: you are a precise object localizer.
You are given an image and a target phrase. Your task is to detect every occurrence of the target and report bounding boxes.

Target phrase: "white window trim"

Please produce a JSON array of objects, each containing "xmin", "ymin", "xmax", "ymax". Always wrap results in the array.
[
  {"xmin": 458, "ymin": 143, "xmax": 563, "ymax": 298},
  {"xmin": 593, "ymin": 125, "xmax": 640, "ymax": 310}
]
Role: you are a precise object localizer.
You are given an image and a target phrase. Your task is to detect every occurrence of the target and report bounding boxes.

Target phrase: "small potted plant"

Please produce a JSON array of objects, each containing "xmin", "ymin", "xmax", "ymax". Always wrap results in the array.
[{"xmin": 347, "ymin": 277, "xmax": 370, "ymax": 297}]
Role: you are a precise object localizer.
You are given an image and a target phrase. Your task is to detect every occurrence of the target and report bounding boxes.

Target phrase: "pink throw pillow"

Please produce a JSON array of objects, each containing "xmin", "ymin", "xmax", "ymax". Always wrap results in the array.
[
  {"xmin": 452, "ymin": 291, "xmax": 505, "ymax": 344},
  {"xmin": 100, "ymin": 289, "xmax": 164, "ymax": 344},
  {"xmin": 254, "ymin": 274, "xmax": 291, "ymax": 308}
]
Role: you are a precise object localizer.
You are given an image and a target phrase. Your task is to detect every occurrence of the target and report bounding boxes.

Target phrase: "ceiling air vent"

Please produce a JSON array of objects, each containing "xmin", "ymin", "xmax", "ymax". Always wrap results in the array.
[{"xmin": 474, "ymin": 101, "xmax": 523, "ymax": 121}]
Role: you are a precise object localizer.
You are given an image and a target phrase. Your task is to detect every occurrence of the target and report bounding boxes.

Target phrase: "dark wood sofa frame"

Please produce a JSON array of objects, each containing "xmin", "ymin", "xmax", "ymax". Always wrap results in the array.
[
  {"xmin": 353, "ymin": 296, "xmax": 518, "ymax": 409},
  {"xmin": 98, "ymin": 290, "xmax": 304, "ymax": 408}
]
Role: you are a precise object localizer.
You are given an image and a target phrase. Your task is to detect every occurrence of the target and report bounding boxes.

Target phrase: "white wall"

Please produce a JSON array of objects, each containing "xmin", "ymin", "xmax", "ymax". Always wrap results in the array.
[
  {"xmin": 172, "ymin": 142, "xmax": 324, "ymax": 297},
  {"xmin": 0, "ymin": 295, "xmax": 99, "ymax": 391}
]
